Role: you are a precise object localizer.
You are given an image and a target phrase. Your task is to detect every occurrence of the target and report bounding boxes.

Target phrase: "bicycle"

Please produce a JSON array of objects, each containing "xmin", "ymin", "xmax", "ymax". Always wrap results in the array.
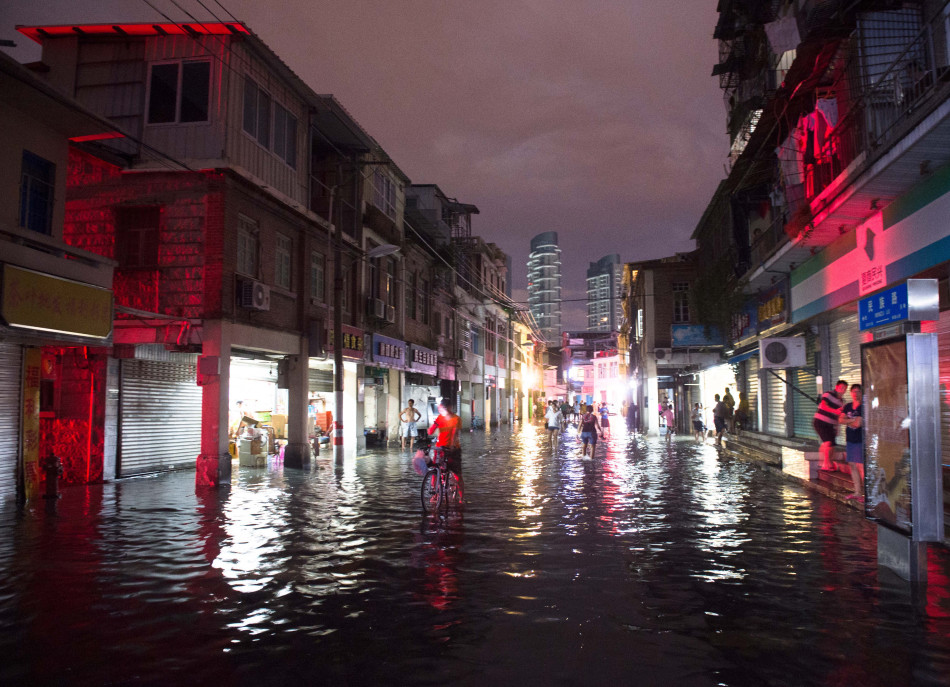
[{"xmin": 418, "ymin": 438, "xmax": 463, "ymax": 513}]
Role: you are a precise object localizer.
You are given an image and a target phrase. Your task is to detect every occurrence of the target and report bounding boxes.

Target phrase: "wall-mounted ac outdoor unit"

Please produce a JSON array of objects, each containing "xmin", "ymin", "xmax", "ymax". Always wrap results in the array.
[
  {"xmin": 759, "ymin": 337, "xmax": 806, "ymax": 368},
  {"xmin": 238, "ymin": 279, "xmax": 271, "ymax": 311},
  {"xmin": 384, "ymin": 305, "xmax": 396, "ymax": 324},
  {"xmin": 366, "ymin": 297, "xmax": 385, "ymax": 319},
  {"xmin": 654, "ymin": 348, "xmax": 671, "ymax": 361},
  {"xmin": 457, "ymin": 348, "xmax": 469, "ymax": 362}
]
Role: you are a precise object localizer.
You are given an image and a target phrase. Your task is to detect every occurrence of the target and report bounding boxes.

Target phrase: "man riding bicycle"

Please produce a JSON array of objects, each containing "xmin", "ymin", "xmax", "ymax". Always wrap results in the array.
[{"xmin": 427, "ymin": 399, "xmax": 462, "ymax": 476}]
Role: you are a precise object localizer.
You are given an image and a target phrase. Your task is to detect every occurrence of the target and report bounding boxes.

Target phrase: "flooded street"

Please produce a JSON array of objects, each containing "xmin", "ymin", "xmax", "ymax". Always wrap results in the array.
[{"xmin": 2, "ymin": 424, "xmax": 950, "ymax": 686}]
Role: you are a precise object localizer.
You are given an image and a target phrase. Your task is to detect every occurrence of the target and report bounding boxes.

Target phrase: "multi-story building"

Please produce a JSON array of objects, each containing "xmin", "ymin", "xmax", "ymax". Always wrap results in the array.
[
  {"xmin": 527, "ymin": 231, "xmax": 562, "ymax": 345},
  {"xmin": 455, "ymin": 231, "xmax": 514, "ymax": 428},
  {"xmin": 402, "ymin": 184, "xmax": 468, "ymax": 427},
  {"xmin": 623, "ymin": 254, "xmax": 723, "ymax": 436},
  {"xmin": 586, "ymin": 254, "xmax": 622, "ymax": 332},
  {"xmin": 0, "ymin": 51, "xmax": 120, "ymax": 501},
  {"xmin": 695, "ymin": 0, "xmax": 950, "ymax": 522},
  {"xmin": 20, "ymin": 21, "xmax": 410, "ymax": 484}
]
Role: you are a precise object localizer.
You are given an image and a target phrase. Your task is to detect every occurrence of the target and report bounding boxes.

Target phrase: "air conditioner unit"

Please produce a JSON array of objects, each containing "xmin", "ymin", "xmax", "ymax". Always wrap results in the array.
[
  {"xmin": 238, "ymin": 279, "xmax": 271, "ymax": 311},
  {"xmin": 654, "ymin": 348, "xmax": 671, "ymax": 361},
  {"xmin": 759, "ymin": 337, "xmax": 806, "ymax": 368},
  {"xmin": 384, "ymin": 305, "xmax": 396, "ymax": 324},
  {"xmin": 366, "ymin": 297, "xmax": 386, "ymax": 319},
  {"xmin": 457, "ymin": 348, "xmax": 469, "ymax": 362}
]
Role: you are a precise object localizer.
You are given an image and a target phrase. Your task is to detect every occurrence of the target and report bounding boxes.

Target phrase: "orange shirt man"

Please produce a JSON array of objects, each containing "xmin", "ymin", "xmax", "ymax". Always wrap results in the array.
[{"xmin": 428, "ymin": 400, "xmax": 462, "ymax": 474}]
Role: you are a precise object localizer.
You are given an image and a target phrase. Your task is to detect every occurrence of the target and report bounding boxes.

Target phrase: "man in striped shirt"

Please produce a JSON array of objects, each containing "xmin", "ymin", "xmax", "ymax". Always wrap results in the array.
[{"xmin": 813, "ymin": 380, "xmax": 848, "ymax": 471}]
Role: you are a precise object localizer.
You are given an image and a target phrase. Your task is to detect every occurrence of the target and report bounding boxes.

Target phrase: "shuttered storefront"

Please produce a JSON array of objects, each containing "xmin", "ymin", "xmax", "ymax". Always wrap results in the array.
[
  {"xmin": 0, "ymin": 343, "xmax": 22, "ymax": 501},
  {"xmin": 118, "ymin": 359, "xmax": 202, "ymax": 476},
  {"xmin": 309, "ymin": 367, "xmax": 333, "ymax": 393},
  {"xmin": 745, "ymin": 355, "xmax": 760, "ymax": 432},
  {"xmin": 765, "ymin": 367, "xmax": 787, "ymax": 435},
  {"xmin": 793, "ymin": 333, "xmax": 820, "ymax": 441},
  {"xmin": 829, "ymin": 314, "xmax": 862, "ymax": 387},
  {"xmin": 927, "ymin": 311, "xmax": 950, "ymax": 533}
]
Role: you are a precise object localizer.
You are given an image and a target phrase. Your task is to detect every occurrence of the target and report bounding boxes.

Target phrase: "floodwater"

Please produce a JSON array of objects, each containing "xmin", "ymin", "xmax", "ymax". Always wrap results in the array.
[{"xmin": 1, "ymin": 424, "xmax": 950, "ymax": 686}]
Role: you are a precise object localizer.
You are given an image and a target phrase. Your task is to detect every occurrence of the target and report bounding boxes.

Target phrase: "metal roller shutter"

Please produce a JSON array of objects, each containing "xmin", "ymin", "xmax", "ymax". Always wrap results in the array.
[
  {"xmin": 928, "ymin": 310, "xmax": 950, "ymax": 535},
  {"xmin": 118, "ymin": 359, "xmax": 202, "ymax": 476},
  {"xmin": 793, "ymin": 333, "xmax": 820, "ymax": 440},
  {"xmin": 746, "ymin": 355, "xmax": 759, "ymax": 431},
  {"xmin": 931, "ymin": 311, "xmax": 950, "ymax": 465},
  {"xmin": 830, "ymin": 314, "xmax": 862, "ymax": 386},
  {"xmin": 309, "ymin": 368, "xmax": 333, "ymax": 393},
  {"xmin": 766, "ymin": 368, "xmax": 787, "ymax": 435},
  {"xmin": 0, "ymin": 343, "xmax": 22, "ymax": 500}
]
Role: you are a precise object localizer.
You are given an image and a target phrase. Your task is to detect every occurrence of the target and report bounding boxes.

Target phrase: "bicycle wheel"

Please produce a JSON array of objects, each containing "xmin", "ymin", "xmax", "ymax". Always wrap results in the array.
[
  {"xmin": 421, "ymin": 467, "xmax": 441, "ymax": 512},
  {"xmin": 445, "ymin": 471, "xmax": 463, "ymax": 507}
]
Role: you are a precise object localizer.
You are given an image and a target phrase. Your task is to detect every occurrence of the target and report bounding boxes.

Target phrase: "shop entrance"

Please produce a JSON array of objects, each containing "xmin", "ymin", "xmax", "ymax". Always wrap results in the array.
[{"xmin": 229, "ymin": 356, "xmax": 286, "ymax": 462}]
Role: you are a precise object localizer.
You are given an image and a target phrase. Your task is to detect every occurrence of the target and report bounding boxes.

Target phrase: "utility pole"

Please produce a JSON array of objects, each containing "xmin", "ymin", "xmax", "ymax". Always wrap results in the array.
[{"xmin": 331, "ymin": 164, "xmax": 345, "ymax": 461}]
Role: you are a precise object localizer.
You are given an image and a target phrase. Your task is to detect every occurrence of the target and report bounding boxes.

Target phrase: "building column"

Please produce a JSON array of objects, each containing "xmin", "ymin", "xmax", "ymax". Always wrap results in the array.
[
  {"xmin": 197, "ymin": 319, "xmax": 232, "ymax": 488},
  {"xmin": 284, "ymin": 345, "xmax": 311, "ymax": 469}
]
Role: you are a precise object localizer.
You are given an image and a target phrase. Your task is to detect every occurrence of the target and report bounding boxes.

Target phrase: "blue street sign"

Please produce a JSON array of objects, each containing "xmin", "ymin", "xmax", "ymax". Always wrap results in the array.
[{"xmin": 859, "ymin": 282, "xmax": 908, "ymax": 331}]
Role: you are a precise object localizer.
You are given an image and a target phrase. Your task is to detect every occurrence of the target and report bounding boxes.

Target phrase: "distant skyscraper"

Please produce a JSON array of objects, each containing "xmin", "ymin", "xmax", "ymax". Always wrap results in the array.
[
  {"xmin": 527, "ymin": 231, "xmax": 562, "ymax": 344},
  {"xmin": 586, "ymin": 254, "xmax": 621, "ymax": 332}
]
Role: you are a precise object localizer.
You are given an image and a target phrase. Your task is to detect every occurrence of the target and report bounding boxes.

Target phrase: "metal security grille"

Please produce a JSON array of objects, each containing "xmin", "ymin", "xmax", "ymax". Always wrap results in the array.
[
  {"xmin": 0, "ymin": 343, "xmax": 22, "ymax": 500},
  {"xmin": 933, "ymin": 312, "xmax": 950, "ymax": 451},
  {"xmin": 766, "ymin": 368, "xmax": 787, "ymax": 436},
  {"xmin": 308, "ymin": 368, "xmax": 333, "ymax": 393},
  {"xmin": 118, "ymin": 359, "xmax": 201, "ymax": 476},
  {"xmin": 830, "ymin": 314, "xmax": 862, "ymax": 386},
  {"xmin": 793, "ymin": 333, "xmax": 820, "ymax": 441},
  {"xmin": 746, "ymin": 355, "xmax": 759, "ymax": 432}
]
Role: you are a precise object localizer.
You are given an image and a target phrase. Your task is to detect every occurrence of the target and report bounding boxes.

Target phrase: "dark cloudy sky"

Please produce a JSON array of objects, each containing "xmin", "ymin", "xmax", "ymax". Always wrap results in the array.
[{"xmin": 0, "ymin": 0, "xmax": 727, "ymax": 329}]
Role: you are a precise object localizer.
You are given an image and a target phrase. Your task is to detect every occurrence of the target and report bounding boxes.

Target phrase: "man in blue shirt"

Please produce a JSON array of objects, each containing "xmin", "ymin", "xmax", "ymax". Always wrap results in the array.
[{"xmin": 840, "ymin": 384, "xmax": 864, "ymax": 501}]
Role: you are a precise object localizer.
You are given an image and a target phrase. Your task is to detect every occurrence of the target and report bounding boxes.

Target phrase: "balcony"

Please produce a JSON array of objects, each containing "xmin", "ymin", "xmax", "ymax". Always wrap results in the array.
[{"xmin": 745, "ymin": 3, "xmax": 950, "ymax": 290}]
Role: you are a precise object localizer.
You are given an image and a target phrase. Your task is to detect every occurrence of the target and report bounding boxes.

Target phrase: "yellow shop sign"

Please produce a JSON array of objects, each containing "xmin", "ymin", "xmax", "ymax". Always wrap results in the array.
[{"xmin": 2, "ymin": 265, "xmax": 113, "ymax": 339}]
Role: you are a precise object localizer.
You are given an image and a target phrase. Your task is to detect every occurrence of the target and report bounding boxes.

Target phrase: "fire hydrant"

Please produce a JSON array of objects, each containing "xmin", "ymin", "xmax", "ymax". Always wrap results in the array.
[{"xmin": 42, "ymin": 454, "xmax": 63, "ymax": 500}]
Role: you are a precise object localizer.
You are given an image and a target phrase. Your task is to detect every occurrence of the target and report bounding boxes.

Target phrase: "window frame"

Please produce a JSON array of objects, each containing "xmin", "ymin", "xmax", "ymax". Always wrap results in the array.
[
  {"xmin": 236, "ymin": 215, "xmax": 260, "ymax": 278},
  {"xmin": 146, "ymin": 59, "xmax": 211, "ymax": 125},
  {"xmin": 672, "ymin": 281, "xmax": 690, "ymax": 324},
  {"xmin": 115, "ymin": 205, "xmax": 162, "ymax": 270},
  {"xmin": 272, "ymin": 102, "xmax": 298, "ymax": 168},
  {"xmin": 242, "ymin": 75, "xmax": 272, "ymax": 149},
  {"xmin": 310, "ymin": 251, "xmax": 326, "ymax": 302},
  {"xmin": 19, "ymin": 150, "xmax": 55, "ymax": 235},
  {"xmin": 406, "ymin": 271, "xmax": 416, "ymax": 320},
  {"xmin": 275, "ymin": 233, "xmax": 292, "ymax": 290},
  {"xmin": 372, "ymin": 169, "xmax": 397, "ymax": 219}
]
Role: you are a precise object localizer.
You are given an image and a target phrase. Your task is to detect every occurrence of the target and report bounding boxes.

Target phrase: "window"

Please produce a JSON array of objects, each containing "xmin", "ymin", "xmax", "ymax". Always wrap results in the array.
[
  {"xmin": 406, "ymin": 272, "xmax": 416, "ymax": 319},
  {"xmin": 272, "ymin": 103, "xmax": 298, "ymax": 168},
  {"xmin": 384, "ymin": 258, "xmax": 395, "ymax": 306},
  {"xmin": 147, "ymin": 61, "xmax": 210, "ymax": 124},
  {"xmin": 19, "ymin": 151, "xmax": 55, "ymax": 235},
  {"xmin": 115, "ymin": 206, "xmax": 161, "ymax": 269},
  {"xmin": 275, "ymin": 233, "xmax": 292, "ymax": 290},
  {"xmin": 243, "ymin": 76, "xmax": 271, "ymax": 148},
  {"xmin": 672, "ymin": 281, "xmax": 690, "ymax": 323},
  {"xmin": 419, "ymin": 279, "xmax": 429, "ymax": 325},
  {"xmin": 310, "ymin": 252, "xmax": 325, "ymax": 301},
  {"xmin": 373, "ymin": 170, "xmax": 396, "ymax": 219},
  {"xmin": 236, "ymin": 215, "xmax": 259, "ymax": 277}
]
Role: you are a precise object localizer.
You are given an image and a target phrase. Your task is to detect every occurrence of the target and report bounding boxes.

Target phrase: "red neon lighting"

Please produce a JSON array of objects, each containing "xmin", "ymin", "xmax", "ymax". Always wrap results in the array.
[
  {"xmin": 69, "ymin": 132, "xmax": 125, "ymax": 143},
  {"xmin": 18, "ymin": 22, "xmax": 250, "ymax": 44}
]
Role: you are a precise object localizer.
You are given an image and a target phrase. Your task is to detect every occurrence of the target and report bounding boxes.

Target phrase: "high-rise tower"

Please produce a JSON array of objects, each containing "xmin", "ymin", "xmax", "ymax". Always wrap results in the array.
[
  {"xmin": 586, "ymin": 254, "xmax": 621, "ymax": 331},
  {"xmin": 527, "ymin": 231, "xmax": 561, "ymax": 344}
]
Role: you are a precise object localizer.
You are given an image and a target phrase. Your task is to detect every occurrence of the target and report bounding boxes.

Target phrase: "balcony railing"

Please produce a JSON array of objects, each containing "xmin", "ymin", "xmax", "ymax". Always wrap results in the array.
[{"xmin": 806, "ymin": 3, "xmax": 949, "ymax": 203}]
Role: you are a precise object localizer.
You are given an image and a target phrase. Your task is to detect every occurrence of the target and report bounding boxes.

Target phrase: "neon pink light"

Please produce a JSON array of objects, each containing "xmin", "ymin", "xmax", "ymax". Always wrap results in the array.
[
  {"xmin": 69, "ymin": 132, "xmax": 125, "ymax": 143},
  {"xmin": 18, "ymin": 23, "xmax": 249, "ymax": 44}
]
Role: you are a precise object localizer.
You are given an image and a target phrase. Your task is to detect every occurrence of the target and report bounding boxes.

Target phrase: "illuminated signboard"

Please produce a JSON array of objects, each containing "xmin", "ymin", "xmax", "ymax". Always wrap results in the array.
[{"xmin": 2, "ymin": 265, "xmax": 112, "ymax": 339}]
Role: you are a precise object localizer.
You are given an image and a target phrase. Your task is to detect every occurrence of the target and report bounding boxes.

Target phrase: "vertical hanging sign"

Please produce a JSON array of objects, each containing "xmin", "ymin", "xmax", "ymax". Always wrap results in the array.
[{"xmin": 22, "ymin": 347, "xmax": 42, "ymax": 500}]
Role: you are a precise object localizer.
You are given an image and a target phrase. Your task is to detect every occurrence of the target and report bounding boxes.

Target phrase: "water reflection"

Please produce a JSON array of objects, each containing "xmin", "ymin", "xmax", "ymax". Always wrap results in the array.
[{"xmin": 0, "ymin": 427, "xmax": 949, "ymax": 685}]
